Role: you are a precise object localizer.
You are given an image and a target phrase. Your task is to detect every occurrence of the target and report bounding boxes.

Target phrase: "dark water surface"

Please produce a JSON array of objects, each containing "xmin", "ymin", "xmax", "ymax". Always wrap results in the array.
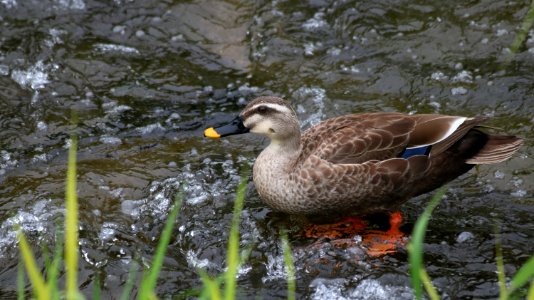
[{"xmin": 0, "ymin": 0, "xmax": 533, "ymax": 298}]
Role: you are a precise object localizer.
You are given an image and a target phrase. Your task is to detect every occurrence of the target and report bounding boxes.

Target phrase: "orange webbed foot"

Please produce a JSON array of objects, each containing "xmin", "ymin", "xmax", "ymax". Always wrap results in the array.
[
  {"xmin": 305, "ymin": 216, "xmax": 368, "ymax": 239},
  {"xmin": 361, "ymin": 211, "xmax": 407, "ymax": 257}
]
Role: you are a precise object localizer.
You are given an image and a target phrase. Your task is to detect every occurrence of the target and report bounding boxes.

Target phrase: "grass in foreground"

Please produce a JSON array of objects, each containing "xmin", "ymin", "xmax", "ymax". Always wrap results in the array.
[
  {"xmin": 280, "ymin": 228, "xmax": 296, "ymax": 300},
  {"xmin": 16, "ymin": 133, "xmax": 183, "ymax": 299},
  {"xmin": 16, "ymin": 134, "xmax": 81, "ymax": 300},
  {"xmin": 408, "ymin": 187, "xmax": 534, "ymax": 300},
  {"xmin": 16, "ymin": 127, "xmax": 250, "ymax": 299},
  {"xmin": 197, "ymin": 175, "xmax": 249, "ymax": 300},
  {"xmin": 508, "ymin": 0, "xmax": 534, "ymax": 57}
]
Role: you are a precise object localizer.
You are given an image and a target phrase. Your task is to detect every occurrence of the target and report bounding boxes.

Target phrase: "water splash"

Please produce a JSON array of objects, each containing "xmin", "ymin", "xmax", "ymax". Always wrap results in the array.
[
  {"xmin": 303, "ymin": 12, "xmax": 328, "ymax": 30},
  {"xmin": 293, "ymin": 87, "xmax": 327, "ymax": 128},
  {"xmin": 93, "ymin": 43, "xmax": 140, "ymax": 55},
  {"xmin": 0, "ymin": 199, "xmax": 62, "ymax": 260},
  {"xmin": 11, "ymin": 61, "xmax": 51, "ymax": 90}
]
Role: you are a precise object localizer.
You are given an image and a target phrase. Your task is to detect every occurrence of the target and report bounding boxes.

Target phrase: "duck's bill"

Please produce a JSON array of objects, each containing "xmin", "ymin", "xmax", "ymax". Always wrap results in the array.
[{"xmin": 204, "ymin": 116, "xmax": 249, "ymax": 138}]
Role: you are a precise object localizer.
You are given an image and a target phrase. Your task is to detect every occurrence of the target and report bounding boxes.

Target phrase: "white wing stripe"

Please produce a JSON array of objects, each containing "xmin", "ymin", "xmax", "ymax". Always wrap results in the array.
[{"xmin": 406, "ymin": 117, "xmax": 467, "ymax": 149}]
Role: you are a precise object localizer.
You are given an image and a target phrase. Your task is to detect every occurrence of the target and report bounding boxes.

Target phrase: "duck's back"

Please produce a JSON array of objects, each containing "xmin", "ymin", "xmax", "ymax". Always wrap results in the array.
[
  {"xmin": 292, "ymin": 112, "xmax": 523, "ymax": 214},
  {"xmin": 300, "ymin": 112, "xmax": 417, "ymax": 164}
]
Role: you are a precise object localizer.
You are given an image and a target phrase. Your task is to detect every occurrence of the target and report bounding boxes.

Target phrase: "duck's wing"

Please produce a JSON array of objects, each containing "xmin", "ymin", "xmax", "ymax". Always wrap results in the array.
[
  {"xmin": 299, "ymin": 112, "xmax": 488, "ymax": 165},
  {"xmin": 298, "ymin": 154, "xmax": 431, "ymax": 214},
  {"xmin": 300, "ymin": 113, "xmax": 416, "ymax": 164}
]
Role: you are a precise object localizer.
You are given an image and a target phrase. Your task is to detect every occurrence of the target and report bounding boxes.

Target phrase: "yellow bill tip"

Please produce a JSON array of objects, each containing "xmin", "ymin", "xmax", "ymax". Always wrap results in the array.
[{"xmin": 204, "ymin": 127, "xmax": 221, "ymax": 138}]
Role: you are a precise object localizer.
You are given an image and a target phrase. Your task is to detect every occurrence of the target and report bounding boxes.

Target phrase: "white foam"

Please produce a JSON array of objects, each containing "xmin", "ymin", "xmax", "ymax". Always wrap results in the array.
[
  {"xmin": 99, "ymin": 222, "xmax": 118, "ymax": 242},
  {"xmin": 94, "ymin": 43, "xmax": 140, "ymax": 55},
  {"xmin": 304, "ymin": 43, "xmax": 317, "ymax": 56},
  {"xmin": 494, "ymin": 170, "xmax": 505, "ymax": 179},
  {"xmin": 349, "ymin": 279, "xmax": 414, "ymax": 299},
  {"xmin": 511, "ymin": 190, "xmax": 527, "ymax": 197},
  {"xmin": 431, "ymin": 71, "xmax": 448, "ymax": 81},
  {"xmin": 262, "ymin": 253, "xmax": 289, "ymax": 283},
  {"xmin": 1, "ymin": 0, "xmax": 16, "ymax": 9},
  {"xmin": 293, "ymin": 87, "xmax": 326, "ymax": 127},
  {"xmin": 452, "ymin": 70, "xmax": 473, "ymax": 83},
  {"xmin": 0, "ymin": 199, "xmax": 62, "ymax": 259},
  {"xmin": 56, "ymin": 0, "xmax": 85, "ymax": 9},
  {"xmin": 137, "ymin": 123, "xmax": 165, "ymax": 135},
  {"xmin": 496, "ymin": 29, "xmax": 508, "ymax": 37},
  {"xmin": 0, "ymin": 150, "xmax": 18, "ymax": 174},
  {"xmin": 11, "ymin": 61, "xmax": 50, "ymax": 90},
  {"xmin": 106, "ymin": 104, "xmax": 132, "ymax": 115},
  {"xmin": 303, "ymin": 12, "xmax": 328, "ymax": 30},
  {"xmin": 451, "ymin": 87, "xmax": 468, "ymax": 95},
  {"xmin": 0, "ymin": 64, "xmax": 9, "ymax": 76},
  {"xmin": 186, "ymin": 249, "xmax": 210, "ymax": 269},
  {"xmin": 100, "ymin": 136, "xmax": 122, "ymax": 145},
  {"xmin": 310, "ymin": 278, "xmax": 348, "ymax": 300},
  {"xmin": 456, "ymin": 231, "xmax": 474, "ymax": 243}
]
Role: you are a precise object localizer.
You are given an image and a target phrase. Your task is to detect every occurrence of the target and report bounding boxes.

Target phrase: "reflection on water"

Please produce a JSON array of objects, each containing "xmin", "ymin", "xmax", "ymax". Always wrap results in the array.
[{"xmin": 0, "ymin": 0, "xmax": 533, "ymax": 298}]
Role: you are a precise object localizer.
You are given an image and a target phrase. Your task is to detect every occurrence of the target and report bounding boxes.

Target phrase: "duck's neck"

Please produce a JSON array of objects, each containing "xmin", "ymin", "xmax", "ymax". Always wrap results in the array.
[
  {"xmin": 268, "ymin": 121, "xmax": 302, "ymax": 153},
  {"xmin": 260, "ymin": 133, "xmax": 302, "ymax": 169},
  {"xmin": 268, "ymin": 135, "xmax": 301, "ymax": 153}
]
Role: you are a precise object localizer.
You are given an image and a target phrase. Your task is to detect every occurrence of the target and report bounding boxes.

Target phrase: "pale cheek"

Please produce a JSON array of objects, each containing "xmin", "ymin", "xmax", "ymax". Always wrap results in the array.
[{"xmin": 250, "ymin": 120, "xmax": 273, "ymax": 135}]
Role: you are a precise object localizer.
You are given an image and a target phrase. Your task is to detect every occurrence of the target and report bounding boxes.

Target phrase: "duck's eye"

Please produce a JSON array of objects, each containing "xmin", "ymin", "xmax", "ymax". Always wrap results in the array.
[{"xmin": 257, "ymin": 106, "xmax": 268, "ymax": 114}]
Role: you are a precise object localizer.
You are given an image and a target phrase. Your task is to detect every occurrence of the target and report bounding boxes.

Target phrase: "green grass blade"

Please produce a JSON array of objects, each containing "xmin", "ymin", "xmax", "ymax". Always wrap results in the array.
[
  {"xmin": 495, "ymin": 224, "xmax": 508, "ymax": 300},
  {"xmin": 138, "ymin": 192, "xmax": 183, "ymax": 299},
  {"xmin": 17, "ymin": 261, "xmax": 25, "ymax": 300},
  {"xmin": 223, "ymin": 176, "xmax": 248, "ymax": 300},
  {"xmin": 408, "ymin": 187, "xmax": 446, "ymax": 300},
  {"xmin": 509, "ymin": 0, "xmax": 534, "ymax": 55},
  {"xmin": 93, "ymin": 273, "xmax": 101, "ymax": 300},
  {"xmin": 47, "ymin": 234, "xmax": 63, "ymax": 300},
  {"xmin": 119, "ymin": 262, "xmax": 139, "ymax": 300},
  {"xmin": 17, "ymin": 229, "xmax": 49, "ymax": 300},
  {"xmin": 65, "ymin": 134, "xmax": 79, "ymax": 299},
  {"xmin": 198, "ymin": 269, "xmax": 222, "ymax": 300},
  {"xmin": 509, "ymin": 255, "xmax": 534, "ymax": 293},
  {"xmin": 420, "ymin": 268, "xmax": 440, "ymax": 300},
  {"xmin": 280, "ymin": 229, "xmax": 295, "ymax": 300},
  {"xmin": 528, "ymin": 280, "xmax": 534, "ymax": 300}
]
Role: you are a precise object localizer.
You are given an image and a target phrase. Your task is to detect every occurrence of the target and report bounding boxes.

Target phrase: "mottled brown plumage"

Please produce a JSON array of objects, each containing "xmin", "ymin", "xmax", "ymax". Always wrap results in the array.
[{"xmin": 204, "ymin": 96, "xmax": 523, "ymax": 216}]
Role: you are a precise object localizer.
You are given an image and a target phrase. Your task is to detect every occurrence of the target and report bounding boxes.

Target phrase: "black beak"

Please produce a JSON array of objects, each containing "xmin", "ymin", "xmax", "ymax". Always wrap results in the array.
[{"xmin": 204, "ymin": 116, "xmax": 250, "ymax": 138}]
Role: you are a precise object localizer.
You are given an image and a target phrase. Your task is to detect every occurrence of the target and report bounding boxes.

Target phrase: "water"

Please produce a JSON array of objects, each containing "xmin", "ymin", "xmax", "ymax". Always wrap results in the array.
[{"xmin": 1, "ymin": 0, "xmax": 533, "ymax": 298}]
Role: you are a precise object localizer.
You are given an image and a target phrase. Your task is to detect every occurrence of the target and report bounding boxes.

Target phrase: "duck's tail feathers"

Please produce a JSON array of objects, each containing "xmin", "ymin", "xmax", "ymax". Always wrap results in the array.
[{"xmin": 465, "ymin": 135, "xmax": 523, "ymax": 164}]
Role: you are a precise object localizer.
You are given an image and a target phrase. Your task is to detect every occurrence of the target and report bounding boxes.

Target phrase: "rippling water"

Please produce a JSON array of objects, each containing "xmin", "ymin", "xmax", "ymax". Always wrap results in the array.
[{"xmin": 0, "ymin": 0, "xmax": 533, "ymax": 298}]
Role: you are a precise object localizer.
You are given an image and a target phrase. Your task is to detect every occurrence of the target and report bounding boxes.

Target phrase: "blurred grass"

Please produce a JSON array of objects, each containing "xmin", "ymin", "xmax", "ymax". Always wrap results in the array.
[
  {"xmin": 198, "ymin": 174, "xmax": 249, "ymax": 300},
  {"xmin": 509, "ymin": 0, "xmax": 534, "ymax": 55},
  {"xmin": 138, "ymin": 192, "xmax": 183, "ymax": 299},
  {"xmin": 16, "ymin": 131, "xmax": 185, "ymax": 299},
  {"xmin": 65, "ymin": 135, "xmax": 80, "ymax": 300},
  {"xmin": 409, "ymin": 187, "xmax": 534, "ymax": 300},
  {"xmin": 280, "ymin": 229, "xmax": 295, "ymax": 300},
  {"xmin": 510, "ymin": 255, "xmax": 534, "ymax": 295},
  {"xmin": 495, "ymin": 224, "xmax": 507, "ymax": 300},
  {"xmin": 43, "ymin": 234, "xmax": 62, "ymax": 300},
  {"xmin": 495, "ymin": 222, "xmax": 534, "ymax": 299},
  {"xmin": 14, "ymin": 129, "xmax": 534, "ymax": 300},
  {"xmin": 17, "ymin": 228, "xmax": 49, "ymax": 299},
  {"xmin": 16, "ymin": 134, "xmax": 81, "ymax": 300},
  {"xmin": 17, "ymin": 262, "xmax": 24, "ymax": 300},
  {"xmin": 408, "ymin": 187, "xmax": 446, "ymax": 300},
  {"xmin": 119, "ymin": 261, "xmax": 139, "ymax": 300},
  {"xmin": 16, "ymin": 138, "xmax": 251, "ymax": 299},
  {"xmin": 224, "ymin": 175, "xmax": 248, "ymax": 300}
]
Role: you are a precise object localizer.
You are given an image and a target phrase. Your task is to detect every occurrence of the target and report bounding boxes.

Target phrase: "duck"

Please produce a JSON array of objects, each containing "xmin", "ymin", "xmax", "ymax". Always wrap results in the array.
[{"xmin": 204, "ymin": 96, "xmax": 523, "ymax": 217}]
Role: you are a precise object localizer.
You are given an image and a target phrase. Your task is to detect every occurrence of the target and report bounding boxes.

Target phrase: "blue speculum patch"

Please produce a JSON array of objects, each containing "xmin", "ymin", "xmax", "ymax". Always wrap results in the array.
[{"xmin": 399, "ymin": 145, "xmax": 432, "ymax": 158}]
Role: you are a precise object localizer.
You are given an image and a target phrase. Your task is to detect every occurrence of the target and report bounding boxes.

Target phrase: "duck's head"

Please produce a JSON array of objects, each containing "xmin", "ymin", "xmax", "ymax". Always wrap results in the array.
[{"xmin": 204, "ymin": 96, "xmax": 300, "ymax": 143}]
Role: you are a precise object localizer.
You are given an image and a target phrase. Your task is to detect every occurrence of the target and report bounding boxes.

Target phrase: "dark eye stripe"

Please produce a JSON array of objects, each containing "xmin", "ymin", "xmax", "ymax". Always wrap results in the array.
[
  {"xmin": 257, "ymin": 105, "xmax": 269, "ymax": 114},
  {"xmin": 243, "ymin": 106, "xmax": 275, "ymax": 118}
]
